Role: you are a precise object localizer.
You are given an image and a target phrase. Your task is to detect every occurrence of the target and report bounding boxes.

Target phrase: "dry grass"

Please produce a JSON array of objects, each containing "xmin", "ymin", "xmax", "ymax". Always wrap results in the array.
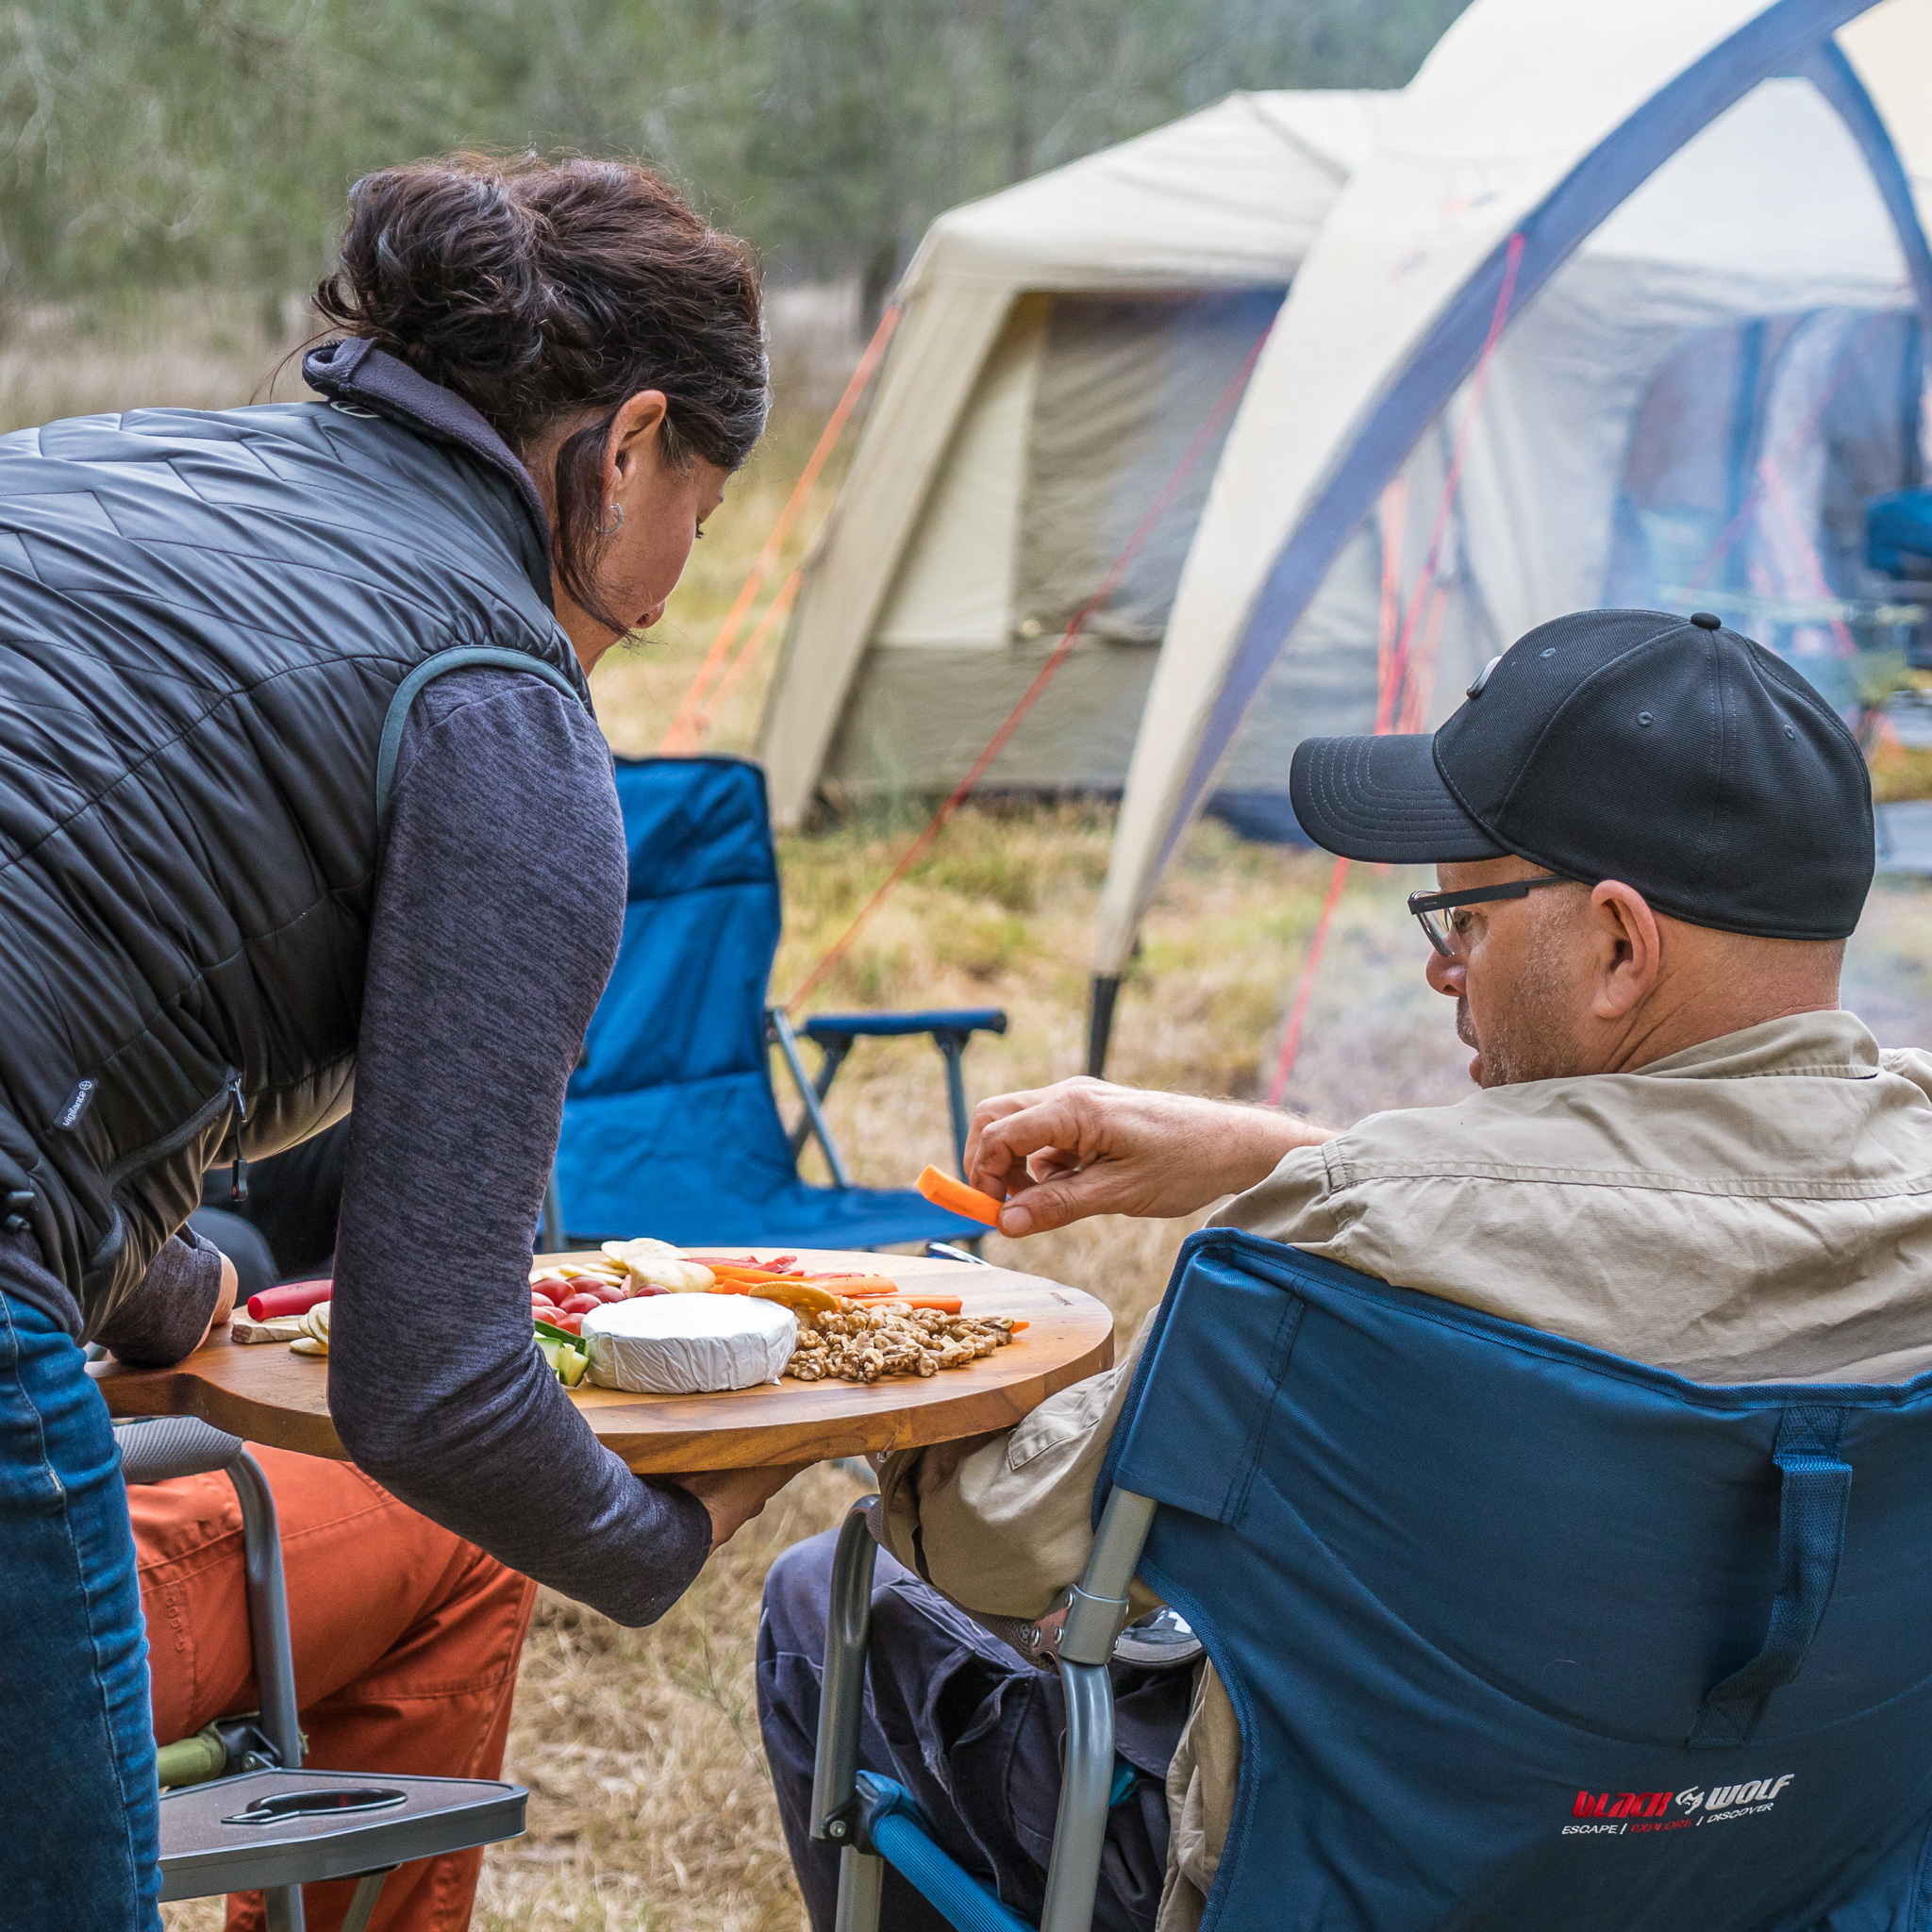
[{"xmin": 54, "ymin": 294, "xmax": 1930, "ymax": 1932}]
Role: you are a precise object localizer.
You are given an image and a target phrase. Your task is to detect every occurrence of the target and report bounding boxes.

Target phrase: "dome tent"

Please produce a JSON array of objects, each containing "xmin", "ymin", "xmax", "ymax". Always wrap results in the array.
[{"xmin": 1089, "ymin": 0, "xmax": 1932, "ymax": 1065}]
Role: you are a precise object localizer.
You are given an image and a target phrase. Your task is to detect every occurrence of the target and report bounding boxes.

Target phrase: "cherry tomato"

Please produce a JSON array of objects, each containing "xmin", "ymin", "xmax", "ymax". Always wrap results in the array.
[
  {"xmin": 581, "ymin": 1281, "xmax": 627, "ymax": 1305},
  {"xmin": 545, "ymin": 1310, "xmax": 584, "ymax": 1336},
  {"xmin": 530, "ymin": 1274, "xmax": 573, "ymax": 1298},
  {"xmin": 559, "ymin": 1293, "xmax": 602, "ymax": 1316}
]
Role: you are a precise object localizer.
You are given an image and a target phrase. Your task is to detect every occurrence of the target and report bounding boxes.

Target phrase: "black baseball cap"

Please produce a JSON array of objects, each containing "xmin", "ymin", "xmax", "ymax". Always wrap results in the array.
[{"xmin": 1287, "ymin": 608, "xmax": 1874, "ymax": 941}]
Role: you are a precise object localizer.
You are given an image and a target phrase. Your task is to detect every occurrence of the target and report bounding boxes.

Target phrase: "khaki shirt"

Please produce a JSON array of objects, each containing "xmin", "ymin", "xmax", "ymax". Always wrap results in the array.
[{"xmin": 874, "ymin": 1011, "xmax": 1932, "ymax": 1928}]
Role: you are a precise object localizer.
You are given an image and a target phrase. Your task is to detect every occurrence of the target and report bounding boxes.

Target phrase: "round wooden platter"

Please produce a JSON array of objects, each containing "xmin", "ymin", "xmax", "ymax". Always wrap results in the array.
[{"xmin": 92, "ymin": 1247, "xmax": 1115, "ymax": 1474}]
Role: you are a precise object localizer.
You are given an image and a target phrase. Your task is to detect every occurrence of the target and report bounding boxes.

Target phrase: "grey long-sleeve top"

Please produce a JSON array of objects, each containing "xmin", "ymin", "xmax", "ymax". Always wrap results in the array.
[
  {"xmin": 7, "ymin": 664, "xmax": 711, "ymax": 1626},
  {"xmin": 325, "ymin": 666, "xmax": 711, "ymax": 1624}
]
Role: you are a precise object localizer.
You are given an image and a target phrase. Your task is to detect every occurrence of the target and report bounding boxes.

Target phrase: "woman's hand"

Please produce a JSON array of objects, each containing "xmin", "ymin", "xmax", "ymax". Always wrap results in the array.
[
  {"xmin": 667, "ymin": 1462, "xmax": 813, "ymax": 1552},
  {"xmin": 964, "ymin": 1077, "xmax": 1334, "ymax": 1236},
  {"xmin": 191, "ymin": 1255, "xmax": 240, "ymax": 1354}
]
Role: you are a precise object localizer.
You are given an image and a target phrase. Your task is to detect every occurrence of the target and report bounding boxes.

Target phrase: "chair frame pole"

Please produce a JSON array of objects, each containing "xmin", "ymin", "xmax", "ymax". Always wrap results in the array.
[
  {"xmin": 770, "ymin": 1007, "xmax": 856, "ymax": 1187},
  {"xmin": 228, "ymin": 1448, "xmax": 308, "ymax": 1932},
  {"xmin": 815, "ymin": 1500, "xmax": 885, "ymax": 1931},
  {"xmin": 833, "ymin": 1842, "xmax": 885, "ymax": 1932},
  {"xmin": 228, "ymin": 1450, "xmax": 303, "ymax": 1774},
  {"xmin": 1038, "ymin": 1487, "xmax": 1158, "ymax": 1932},
  {"xmin": 931, "ymin": 1030, "xmax": 972, "ymax": 1174},
  {"xmin": 1040, "ymin": 1662, "xmax": 1116, "ymax": 1932},
  {"xmin": 787, "ymin": 1035, "xmax": 854, "ymax": 1161}
]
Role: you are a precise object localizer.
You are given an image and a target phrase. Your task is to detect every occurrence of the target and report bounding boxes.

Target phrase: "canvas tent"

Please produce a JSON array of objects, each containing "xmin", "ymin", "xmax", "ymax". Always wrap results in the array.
[{"xmin": 758, "ymin": 89, "xmax": 1402, "ymax": 831}]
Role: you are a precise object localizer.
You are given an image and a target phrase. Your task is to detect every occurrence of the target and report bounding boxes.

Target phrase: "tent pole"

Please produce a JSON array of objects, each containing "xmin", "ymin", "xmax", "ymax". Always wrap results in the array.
[{"xmin": 1086, "ymin": 975, "xmax": 1121, "ymax": 1079}]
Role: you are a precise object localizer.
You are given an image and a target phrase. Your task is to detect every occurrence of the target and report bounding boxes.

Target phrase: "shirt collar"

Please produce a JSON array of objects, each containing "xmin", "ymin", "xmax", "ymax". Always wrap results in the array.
[{"xmin": 1634, "ymin": 1008, "xmax": 1880, "ymax": 1081}]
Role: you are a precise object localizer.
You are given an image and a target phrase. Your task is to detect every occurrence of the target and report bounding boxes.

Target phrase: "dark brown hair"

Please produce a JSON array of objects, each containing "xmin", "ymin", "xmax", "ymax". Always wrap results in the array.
[{"xmin": 315, "ymin": 152, "xmax": 768, "ymax": 625}]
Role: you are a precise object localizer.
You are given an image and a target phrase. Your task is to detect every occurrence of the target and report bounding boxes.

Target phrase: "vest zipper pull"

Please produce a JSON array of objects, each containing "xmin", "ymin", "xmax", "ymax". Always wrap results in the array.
[{"xmin": 227, "ymin": 1075, "xmax": 250, "ymax": 1205}]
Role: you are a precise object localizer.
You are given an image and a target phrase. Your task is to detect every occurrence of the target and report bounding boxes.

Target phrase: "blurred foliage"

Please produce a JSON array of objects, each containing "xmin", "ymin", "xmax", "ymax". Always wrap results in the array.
[{"xmin": 0, "ymin": 0, "xmax": 1468, "ymax": 304}]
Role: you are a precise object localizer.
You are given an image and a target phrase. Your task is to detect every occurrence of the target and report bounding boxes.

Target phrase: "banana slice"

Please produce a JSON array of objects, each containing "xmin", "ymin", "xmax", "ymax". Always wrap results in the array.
[
  {"xmin": 601, "ymin": 1239, "xmax": 714, "ymax": 1292},
  {"xmin": 287, "ymin": 1301, "xmax": 332, "ymax": 1356}
]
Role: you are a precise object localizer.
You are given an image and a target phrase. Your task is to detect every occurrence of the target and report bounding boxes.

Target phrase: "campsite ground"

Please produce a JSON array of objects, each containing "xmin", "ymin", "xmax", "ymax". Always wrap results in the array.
[{"xmin": 32, "ymin": 295, "xmax": 1932, "ymax": 1932}]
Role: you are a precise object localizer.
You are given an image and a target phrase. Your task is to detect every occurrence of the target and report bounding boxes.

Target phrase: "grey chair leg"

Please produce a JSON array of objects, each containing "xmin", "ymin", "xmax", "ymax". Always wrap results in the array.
[
  {"xmin": 934, "ymin": 1033, "xmax": 971, "ymax": 1174},
  {"xmin": 771, "ymin": 1007, "xmax": 856, "ymax": 1187},
  {"xmin": 227, "ymin": 1450, "xmax": 303, "ymax": 1774},
  {"xmin": 833, "ymin": 1841, "xmax": 886, "ymax": 1932},
  {"xmin": 1039, "ymin": 1660, "xmax": 1115, "ymax": 1932},
  {"xmin": 1037, "ymin": 1488, "xmax": 1158, "ymax": 1932},
  {"xmin": 814, "ymin": 1500, "xmax": 885, "ymax": 1932},
  {"xmin": 337, "ymin": 1868, "xmax": 394, "ymax": 1932},
  {"xmin": 229, "ymin": 1448, "xmax": 307, "ymax": 1932}
]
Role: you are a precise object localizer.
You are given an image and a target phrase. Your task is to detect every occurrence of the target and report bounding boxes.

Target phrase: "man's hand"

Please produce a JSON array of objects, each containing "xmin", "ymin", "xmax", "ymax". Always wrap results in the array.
[
  {"xmin": 668, "ymin": 1462, "xmax": 813, "ymax": 1552},
  {"xmin": 964, "ymin": 1077, "xmax": 1334, "ymax": 1236}
]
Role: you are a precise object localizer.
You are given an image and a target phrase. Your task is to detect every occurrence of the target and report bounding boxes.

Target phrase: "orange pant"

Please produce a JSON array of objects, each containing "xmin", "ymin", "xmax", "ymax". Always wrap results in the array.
[{"xmin": 131, "ymin": 1447, "xmax": 538, "ymax": 1932}]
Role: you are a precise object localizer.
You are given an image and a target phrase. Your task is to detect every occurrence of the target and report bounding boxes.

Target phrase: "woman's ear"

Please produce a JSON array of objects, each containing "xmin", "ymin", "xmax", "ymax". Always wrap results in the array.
[
  {"xmin": 608, "ymin": 390, "xmax": 671, "ymax": 494},
  {"xmin": 1589, "ymin": 879, "xmax": 1662, "ymax": 1019}
]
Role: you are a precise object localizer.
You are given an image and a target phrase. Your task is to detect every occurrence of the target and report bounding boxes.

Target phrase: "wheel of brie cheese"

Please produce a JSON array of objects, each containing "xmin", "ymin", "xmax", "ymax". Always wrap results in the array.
[{"xmin": 583, "ymin": 1293, "xmax": 799, "ymax": 1395}]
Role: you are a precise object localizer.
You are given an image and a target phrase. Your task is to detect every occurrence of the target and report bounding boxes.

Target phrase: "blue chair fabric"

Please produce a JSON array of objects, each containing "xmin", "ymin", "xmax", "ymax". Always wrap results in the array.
[
  {"xmin": 1093, "ymin": 1228, "xmax": 1932, "ymax": 1931},
  {"xmin": 554, "ymin": 756, "xmax": 986, "ymax": 1247}
]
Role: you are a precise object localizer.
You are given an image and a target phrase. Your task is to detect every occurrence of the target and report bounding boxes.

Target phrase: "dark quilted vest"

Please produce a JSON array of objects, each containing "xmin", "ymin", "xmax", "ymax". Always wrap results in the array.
[{"xmin": 0, "ymin": 345, "xmax": 587, "ymax": 1334}]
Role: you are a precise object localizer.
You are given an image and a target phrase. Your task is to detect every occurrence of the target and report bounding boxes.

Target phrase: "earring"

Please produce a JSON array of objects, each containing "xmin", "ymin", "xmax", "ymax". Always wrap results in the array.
[{"xmin": 595, "ymin": 501, "xmax": 625, "ymax": 535}]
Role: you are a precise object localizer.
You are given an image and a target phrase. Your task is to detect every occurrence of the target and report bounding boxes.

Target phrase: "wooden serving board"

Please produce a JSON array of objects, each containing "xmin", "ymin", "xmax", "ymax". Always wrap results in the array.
[{"xmin": 92, "ymin": 1248, "xmax": 1114, "ymax": 1474}]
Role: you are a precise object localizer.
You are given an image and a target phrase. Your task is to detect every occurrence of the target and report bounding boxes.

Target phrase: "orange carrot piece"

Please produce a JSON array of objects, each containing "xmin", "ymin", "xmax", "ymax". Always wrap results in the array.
[
  {"xmin": 916, "ymin": 1165, "xmax": 1002, "ymax": 1227},
  {"xmin": 810, "ymin": 1274, "xmax": 900, "ymax": 1297}
]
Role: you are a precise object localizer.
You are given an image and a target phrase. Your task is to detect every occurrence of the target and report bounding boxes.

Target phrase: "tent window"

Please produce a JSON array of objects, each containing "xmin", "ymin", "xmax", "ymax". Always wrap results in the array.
[
  {"xmin": 1603, "ymin": 306, "xmax": 1923, "ymax": 706},
  {"xmin": 1012, "ymin": 288, "xmax": 1283, "ymax": 647}
]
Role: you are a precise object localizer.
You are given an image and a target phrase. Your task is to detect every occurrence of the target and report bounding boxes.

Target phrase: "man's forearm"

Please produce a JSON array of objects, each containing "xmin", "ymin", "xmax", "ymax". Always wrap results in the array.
[
  {"xmin": 1203, "ymin": 1100, "xmax": 1336, "ymax": 1198},
  {"xmin": 968, "ymin": 1077, "xmax": 1338, "ymax": 1235}
]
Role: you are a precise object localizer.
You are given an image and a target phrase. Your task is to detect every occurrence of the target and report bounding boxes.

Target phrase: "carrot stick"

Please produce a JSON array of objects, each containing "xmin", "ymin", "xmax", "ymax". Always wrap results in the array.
[{"xmin": 917, "ymin": 1165, "xmax": 1002, "ymax": 1227}]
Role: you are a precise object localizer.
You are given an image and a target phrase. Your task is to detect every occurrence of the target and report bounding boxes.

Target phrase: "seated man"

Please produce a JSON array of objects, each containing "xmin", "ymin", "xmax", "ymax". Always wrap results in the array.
[
  {"xmin": 109, "ymin": 1206, "xmax": 535, "ymax": 1932},
  {"xmin": 758, "ymin": 608, "xmax": 1928, "ymax": 1931}
]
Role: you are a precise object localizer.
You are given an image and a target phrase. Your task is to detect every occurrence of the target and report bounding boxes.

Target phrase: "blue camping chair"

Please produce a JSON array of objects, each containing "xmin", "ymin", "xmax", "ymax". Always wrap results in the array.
[
  {"xmin": 812, "ymin": 1226, "xmax": 1932, "ymax": 1930},
  {"xmin": 551, "ymin": 756, "xmax": 1002, "ymax": 1249}
]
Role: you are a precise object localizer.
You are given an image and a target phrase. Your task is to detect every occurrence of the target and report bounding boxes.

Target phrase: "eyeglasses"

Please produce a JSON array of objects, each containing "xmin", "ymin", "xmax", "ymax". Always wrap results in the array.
[{"xmin": 1407, "ymin": 875, "xmax": 1582, "ymax": 958}]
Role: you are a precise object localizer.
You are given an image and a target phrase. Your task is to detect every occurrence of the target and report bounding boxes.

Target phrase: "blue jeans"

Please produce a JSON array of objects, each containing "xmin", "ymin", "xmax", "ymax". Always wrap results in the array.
[{"xmin": 0, "ymin": 1290, "xmax": 159, "ymax": 1929}]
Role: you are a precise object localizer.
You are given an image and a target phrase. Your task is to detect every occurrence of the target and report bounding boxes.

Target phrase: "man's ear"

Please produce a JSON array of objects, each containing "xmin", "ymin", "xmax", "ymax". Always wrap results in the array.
[{"xmin": 1590, "ymin": 879, "xmax": 1661, "ymax": 1019}]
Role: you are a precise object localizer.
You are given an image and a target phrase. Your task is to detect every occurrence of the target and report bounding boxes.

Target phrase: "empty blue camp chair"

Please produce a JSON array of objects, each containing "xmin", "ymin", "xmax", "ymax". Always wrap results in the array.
[
  {"xmin": 813, "ymin": 1226, "xmax": 1932, "ymax": 1930},
  {"xmin": 552, "ymin": 756, "xmax": 1002, "ymax": 1248}
]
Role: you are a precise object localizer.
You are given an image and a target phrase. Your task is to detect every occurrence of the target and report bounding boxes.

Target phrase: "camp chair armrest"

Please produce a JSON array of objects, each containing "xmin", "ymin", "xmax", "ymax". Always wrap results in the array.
[
  {"xmin": 801, "ymin": 1009, "xmax": 1008, "ymax": 1042},
  {"xmin": 791, "ymin": 1011, "xmax": 1009, "ymax": 1174}
]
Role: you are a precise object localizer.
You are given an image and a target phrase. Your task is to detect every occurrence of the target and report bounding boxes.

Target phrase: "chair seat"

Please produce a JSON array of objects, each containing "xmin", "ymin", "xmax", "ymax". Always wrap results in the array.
[{"xmin": 158, "ymin": 1767, "xmax": 526, "ymax": 1902}]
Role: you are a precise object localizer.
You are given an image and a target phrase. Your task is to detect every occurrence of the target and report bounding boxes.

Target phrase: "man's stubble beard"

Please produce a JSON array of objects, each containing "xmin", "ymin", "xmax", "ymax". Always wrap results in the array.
[{"xmin": 1455, "ymin": 913, "xmax": 1586, "ymax": 1088}]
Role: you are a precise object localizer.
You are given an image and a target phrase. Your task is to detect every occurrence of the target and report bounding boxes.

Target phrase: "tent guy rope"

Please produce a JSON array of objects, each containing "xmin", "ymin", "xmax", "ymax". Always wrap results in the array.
[
  {"xmin": 782, "ymin": 326, "xmax": 1274, "ymax": 1012},
  {"xmin": 659, "ymin": 302, "xmax": 902, "ymax": 755}
]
